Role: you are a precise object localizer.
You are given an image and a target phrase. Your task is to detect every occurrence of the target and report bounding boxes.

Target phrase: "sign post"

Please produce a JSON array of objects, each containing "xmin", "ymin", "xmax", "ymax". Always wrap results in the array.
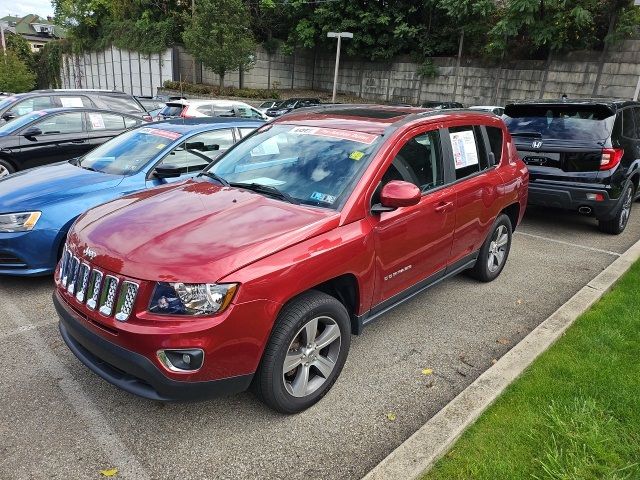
[{"xmin": 327, "ymin": 32, "xmax": 353, "ymax": 103}]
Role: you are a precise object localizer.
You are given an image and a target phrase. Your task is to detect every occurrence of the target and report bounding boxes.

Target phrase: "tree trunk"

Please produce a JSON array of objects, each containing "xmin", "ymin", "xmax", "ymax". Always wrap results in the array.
[{"xmin": 219, "ymin": 72, "xmax": 224, "ymax": 93}]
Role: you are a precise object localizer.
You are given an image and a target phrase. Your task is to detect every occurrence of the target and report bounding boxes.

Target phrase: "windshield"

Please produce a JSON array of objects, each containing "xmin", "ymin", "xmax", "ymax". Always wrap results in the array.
[
  {"xmin": 79, "ymin": 127, "xmax": 182, "ymax": 175},
  {"xmin": 259, "ymin": 101, "xmax": 274, "ymax": 109},
  {"xmin": 0, "ymin": 110, "xmax": 46, "ymax": 134},
  {"xmin": 207, "ymin": 124, "xmax": 380, "ymax": 208},
  {"xmin": 504, "ymin": 105, "xmax": 615, "ymax": 141}
]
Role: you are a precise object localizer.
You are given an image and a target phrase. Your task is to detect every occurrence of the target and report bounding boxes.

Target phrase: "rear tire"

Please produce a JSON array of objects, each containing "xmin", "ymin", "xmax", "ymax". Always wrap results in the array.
[
  {"xmin": 253, "ymin": 290, "xmax": 351, "ymax": 414},
  {"xmin": 468, "ymin": 214, "xmax": 513, "ymax": 282},
  {"xmin": 0, "ymin": 159, "xmax": 14, "ymax": 178},
  {"xmin": 598, "ymin": 182, "xmax": 633, "ymax": 235}
]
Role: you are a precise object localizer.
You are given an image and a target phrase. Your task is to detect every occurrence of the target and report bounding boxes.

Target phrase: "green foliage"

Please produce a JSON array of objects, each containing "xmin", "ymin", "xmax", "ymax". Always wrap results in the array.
[
  {"xmin": 416, "ymin": 60, "xmax": 439, "ymax": 78},
  {"xmin": 606, "ymin": 5, "xmax": 640, "ymax": 46},
  {"xmin": 0, "ymin": 52, "xmax": 36, "ymax": 92},
  {"xmin": 5, "ymin": 33, "xmax": 33, "ymax": 67},
  {"xmin": 163, "ymin": 80, "xmax": 279, "ymax": 99},
  {"xmin": 182, "ymin": 0, "xmax": 256, "ymax": 89},
  {"xmin": 35, "ymin": 41, "xmax": 66, "ymax": 88}
]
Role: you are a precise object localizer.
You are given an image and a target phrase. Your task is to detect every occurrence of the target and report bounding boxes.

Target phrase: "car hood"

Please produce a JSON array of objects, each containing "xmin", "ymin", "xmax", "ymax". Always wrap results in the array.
[
  {"xmin": 0, "ymin": 162, "xmax": 123, "ymax": 211},
  {"xmin": 68, "ymin": 179, "xmax": 339, "ymax": 283}
]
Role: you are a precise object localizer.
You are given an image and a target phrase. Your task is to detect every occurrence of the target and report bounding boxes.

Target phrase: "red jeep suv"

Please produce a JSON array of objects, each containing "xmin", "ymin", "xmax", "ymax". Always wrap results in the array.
[{"xmin": 54, "ymin": 105, "xmax": 528, "ymax": 413}]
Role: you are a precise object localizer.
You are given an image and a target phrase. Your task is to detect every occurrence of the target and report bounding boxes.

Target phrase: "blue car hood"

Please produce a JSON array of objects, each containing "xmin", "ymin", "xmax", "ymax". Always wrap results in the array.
[{"xmin": 0, "ymin": 161, "xmax": 124, "ymax": 211}]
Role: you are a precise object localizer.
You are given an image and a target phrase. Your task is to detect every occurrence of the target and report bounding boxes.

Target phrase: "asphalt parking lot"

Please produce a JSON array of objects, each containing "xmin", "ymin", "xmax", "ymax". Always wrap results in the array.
[{"xmin": 1, "ymin": 206, "xmax": 639, "ymax": 480}]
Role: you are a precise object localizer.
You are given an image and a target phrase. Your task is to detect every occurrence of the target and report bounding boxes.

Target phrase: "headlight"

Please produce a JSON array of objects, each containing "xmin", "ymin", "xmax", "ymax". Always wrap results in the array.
[
  {"xmin": 149, "ymin": 282, "xmax": 238, "ymax": 316},
  {"xmin": 0, "ymin": 212, "xmax": 41, "ymax": 232}
]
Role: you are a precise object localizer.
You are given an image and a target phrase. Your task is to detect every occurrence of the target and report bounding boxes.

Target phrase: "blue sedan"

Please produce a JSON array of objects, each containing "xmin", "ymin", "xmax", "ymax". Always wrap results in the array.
[{"xmin": 0, "ymin": 117, "xmax": 263, "ymax": 276}]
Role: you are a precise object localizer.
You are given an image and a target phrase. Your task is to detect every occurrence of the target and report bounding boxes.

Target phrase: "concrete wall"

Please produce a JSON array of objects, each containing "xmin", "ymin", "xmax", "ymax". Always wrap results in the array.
[
  {"xmin": 62, "ymin": 38, "xmax": 640, "ymax": 104},
  {"xmin": 60, "ymin": 47, "xmax": 173, "ymax": 97}
]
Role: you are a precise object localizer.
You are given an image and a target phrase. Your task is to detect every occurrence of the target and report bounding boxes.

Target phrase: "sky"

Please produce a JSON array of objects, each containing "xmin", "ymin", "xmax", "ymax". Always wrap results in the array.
[{"xmin": 0, "ymin": 0, "xmax": 54, "ymax": 19}]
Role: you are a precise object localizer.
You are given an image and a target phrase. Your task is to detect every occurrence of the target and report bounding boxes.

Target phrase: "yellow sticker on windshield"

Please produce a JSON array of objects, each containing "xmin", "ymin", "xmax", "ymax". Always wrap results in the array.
[
  {"xmin": 156, "ymin": 143, "xmax": 166, "ymax": 149},
  {"xmin": 349, "ymin": 151, "xmax": 365, "ymax": 161}
]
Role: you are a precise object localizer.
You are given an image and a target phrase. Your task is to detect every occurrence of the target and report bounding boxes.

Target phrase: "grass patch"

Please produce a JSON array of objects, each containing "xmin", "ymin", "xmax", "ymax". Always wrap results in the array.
[{"xmin": 424, "ymin": 260, "xmax": 640, "ymax": 480}]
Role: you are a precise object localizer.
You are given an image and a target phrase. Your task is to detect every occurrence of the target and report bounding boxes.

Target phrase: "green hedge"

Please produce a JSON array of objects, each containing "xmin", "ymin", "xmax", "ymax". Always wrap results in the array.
[{"xmin": 163, "ymin": 81, "xmax": 280, "ymax": 100}]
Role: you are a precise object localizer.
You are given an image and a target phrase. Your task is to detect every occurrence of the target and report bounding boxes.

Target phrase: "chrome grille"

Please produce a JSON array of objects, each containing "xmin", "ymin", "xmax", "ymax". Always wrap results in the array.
[
  {"xmin": 86, "ymin": 269, "xmax": 103, "ymax": 310},
  {"xmin": 115, "ymin": 281, "xmax": 139, "ymax": 322},
  {"xmin": 75, "ymin": 263, "xmax": 91, "ymax": 302},
  {"xmin": 57, "ymin": 245, "xmax": 139, "ymax": 322},
  {"xmin": 99, "ymin": 275, "xmax": 119, "ymax": 316},
  {"xmin": 66, "ymin": 256, "xmax": 80, "ymax": 294}
]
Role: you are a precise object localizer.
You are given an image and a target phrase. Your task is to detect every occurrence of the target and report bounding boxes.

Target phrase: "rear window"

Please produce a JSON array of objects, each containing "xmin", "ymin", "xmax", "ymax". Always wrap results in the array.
[
  {"xmin": 504, "ymin": 104, "xmax": 615, "ymax": 141},
  {"xmin": 159, "ymin": 104, "xmax": 185, "ymax": 116},
  {"xmin": 99, "ymin": 95, "xmax": 146, "ymax": 114}
]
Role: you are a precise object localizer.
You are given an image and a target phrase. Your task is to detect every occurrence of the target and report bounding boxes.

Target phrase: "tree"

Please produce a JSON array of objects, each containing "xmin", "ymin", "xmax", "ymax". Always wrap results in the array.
[
  {"xmin": 0, "ymin": 52, "xmax": 36, "ymax": 92},
  {"xmin": 182, "ymin": 0, "xmax": 255, "ymax": 90}
]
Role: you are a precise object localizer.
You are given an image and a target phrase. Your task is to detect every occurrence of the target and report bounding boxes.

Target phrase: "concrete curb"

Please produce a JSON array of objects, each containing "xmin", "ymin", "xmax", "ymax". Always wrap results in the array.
[{"xmin": 362, "ymin": 236, "xmax": 640, "ymax": 480}]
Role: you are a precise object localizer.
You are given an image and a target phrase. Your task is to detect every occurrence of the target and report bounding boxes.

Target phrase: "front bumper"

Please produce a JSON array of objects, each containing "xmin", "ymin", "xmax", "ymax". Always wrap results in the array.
[
  {"xmin": 0, "ymin": 229, "xmax": 60, "ymax": 276},
  {"xmin": 528, "ymin": 182, "xmax": 619, "ymax": 220},
  {"xmin": 54, "ymin": 292, "xmax": 254, "ymax": 401}
]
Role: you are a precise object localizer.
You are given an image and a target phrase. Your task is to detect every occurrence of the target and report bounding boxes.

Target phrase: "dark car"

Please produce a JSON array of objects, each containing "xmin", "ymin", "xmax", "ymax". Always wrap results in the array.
[
  {"xmin": 420, "ymin": 101, "xmax": 464, "ymax": 109},
  {"xmin": 0, "ymin": 89, "xmax": 147, "ymax": 126},
  {"xmin": 266, "ymin": 97, "xmax": 321, "ymax": 117},
  {"xmin": 0, "ymin": 108, "xmax": 146, "ymax": 177},
  {"xmin": 504, "ymin": 99, "xmax": 640, "ymax": 234}
]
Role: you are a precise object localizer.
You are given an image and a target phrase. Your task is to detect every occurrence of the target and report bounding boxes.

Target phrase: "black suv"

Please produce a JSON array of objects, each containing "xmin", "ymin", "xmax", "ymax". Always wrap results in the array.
[
  {"xmin": 504, "ymin": 99, "xmax": 640, "ymax": 234},
  {"xmin": 0, "ymin": 90, "xmax": 147, "ymax": 126},
  {"xmin": 266, "ymin": 97, "xmax": 321, "ymax": 117}
]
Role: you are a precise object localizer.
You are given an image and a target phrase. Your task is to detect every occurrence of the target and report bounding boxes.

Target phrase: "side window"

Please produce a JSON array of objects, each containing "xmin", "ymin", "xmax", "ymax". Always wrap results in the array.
[
  {"xmin": 622, "ymin": 109, "xmax": 636, "ymax": 138},
  {"xmin": 213, "ymin": 108, "xmax": 235, "ymax": 117},
  {"xmin": 235, "ymin": 106, "xmax": 263, "ymax": 119},
  {"xmin": 485, "ymin": 126, "xmax": 503, "ymax": 165},
  {"xmin": 449, "ymin": 126, "xmax": 489, "ymax": 181},
  {"xmin": 12, "ymin": 96, "xmax": 55, "ymax": 116},
  {"xmin": 87, "ymin": 112, "xmax": 126, "ymax": 131},
  {"xmin": 379, "ymin": 129, "xmax": 444, "ymax": 195},
  {"xmin": 239, "ymin": 127, "xmax": 257, "ymax": 137},
  {"xmin": 158, "ymin": 129, "xmax": 235, "ymax": 173},
  {"xmin": 33, "ymin": 112, "xmax": 84, "ymax": 135}
]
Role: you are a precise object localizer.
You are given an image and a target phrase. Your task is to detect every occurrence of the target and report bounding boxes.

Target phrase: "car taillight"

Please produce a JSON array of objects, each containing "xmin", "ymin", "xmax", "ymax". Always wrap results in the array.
[
  {"xmin": 600, "ymin": 148, "xmax": 623, "ymax": 170},
  {"xmin": 180, "ymin": 106, "xmax": 191, "ymax": 118}
]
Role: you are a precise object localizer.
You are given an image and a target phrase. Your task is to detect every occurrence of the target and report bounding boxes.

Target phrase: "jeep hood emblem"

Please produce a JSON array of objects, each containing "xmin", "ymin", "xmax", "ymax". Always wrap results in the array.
[{"xmin": 83, "ymin": 247, "xmax": 97, "ymax": 260}]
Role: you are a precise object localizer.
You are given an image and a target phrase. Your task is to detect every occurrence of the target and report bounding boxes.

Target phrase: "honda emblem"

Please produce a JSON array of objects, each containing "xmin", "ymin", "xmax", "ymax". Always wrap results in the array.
[{"xmin": 532, "ymin": 140, "xmax": 543, "ymax": 149}]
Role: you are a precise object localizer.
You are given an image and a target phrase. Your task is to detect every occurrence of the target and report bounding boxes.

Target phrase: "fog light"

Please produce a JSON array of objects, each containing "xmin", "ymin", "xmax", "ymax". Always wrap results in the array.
[
  {"xmin": 586, "ymin": 193, "xmax": 605, "ymax": 201},
  {"xmin": 157, "ymin": 349, "xmax": 204, "ymax": 372}
]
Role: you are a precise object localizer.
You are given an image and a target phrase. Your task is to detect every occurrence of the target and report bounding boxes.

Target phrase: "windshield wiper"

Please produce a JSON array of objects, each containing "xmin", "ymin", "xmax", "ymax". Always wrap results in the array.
[
  {"xmin": 201, "ymin": 171, "xmax": 229, "ymax": 186},
  {"xmin": 229, "ymin": 182, "xmax": 299, "ymax": 204}
]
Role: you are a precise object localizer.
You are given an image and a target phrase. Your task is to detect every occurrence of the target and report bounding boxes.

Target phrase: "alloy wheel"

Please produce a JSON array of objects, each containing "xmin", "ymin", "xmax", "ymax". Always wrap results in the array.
[
  {"xmin": 619, "ymin": 186, "xmax": 633, "ymax": 231},
  {"xmin": 283, "ymin": 316, "xmax": 342, "ymax": 398},
  {"xmin": 487, "ymin": 225, "xmax": 509, "ymax": 273},
  {"xmin": 0, "ymin": 164, "xmax": 10, "ymax": 178}
]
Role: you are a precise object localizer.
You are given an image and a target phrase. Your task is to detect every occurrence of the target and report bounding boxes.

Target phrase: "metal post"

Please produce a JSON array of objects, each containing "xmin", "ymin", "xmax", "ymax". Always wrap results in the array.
[
  {"xmin": 328, "ymin": 32, "xmax": 353, "ymax": 103},
  {"xmin": 634, "ymin": 73, "xmax": 640, "ymax": 101},
  {"xmin": 0, "ymin": 22, "xmax": 6, "ymax": 58}
]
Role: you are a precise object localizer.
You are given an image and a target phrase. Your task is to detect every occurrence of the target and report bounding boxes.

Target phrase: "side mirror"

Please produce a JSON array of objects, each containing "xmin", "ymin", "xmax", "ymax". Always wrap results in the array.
[
  {"xmin": 372, "ymin": 180, "xmax": 421, "ymax": 213},
  {"xmin": 22, "ymin": 127, "xmax": 43, "ymax": 138},
  {"xmin": 153, "ymin": 166, "xmax": 182, "ymax": 179},
  {"xmin": 2, "ymin": 111, "xmax": 16, "ymax": 121}
]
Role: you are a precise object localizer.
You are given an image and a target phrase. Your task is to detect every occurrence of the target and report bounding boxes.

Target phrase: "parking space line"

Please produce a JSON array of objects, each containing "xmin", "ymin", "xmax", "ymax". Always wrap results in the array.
[
  {"xmin": 515, "ymin": 231, "xmax": 622, "ymax": 257},
  {"xmin": 0, "ymin": 289, "xmax": 151, "ymax": 480}
]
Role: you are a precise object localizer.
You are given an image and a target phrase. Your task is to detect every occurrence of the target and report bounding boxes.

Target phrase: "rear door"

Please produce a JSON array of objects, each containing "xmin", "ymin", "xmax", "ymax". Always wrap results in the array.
[
  {"xmin": 444, "ymin": 124, "xmax": 503, "ymax": 266},
  {"xmin": 504, "ymin": 104, "xmax": 615, "ymax": 184}
]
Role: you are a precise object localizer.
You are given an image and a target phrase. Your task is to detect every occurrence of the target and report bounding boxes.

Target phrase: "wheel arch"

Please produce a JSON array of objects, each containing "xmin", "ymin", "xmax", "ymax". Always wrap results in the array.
[{"xmin": 500, "ymin": 202, "xmax": 520, "ymax": 232}]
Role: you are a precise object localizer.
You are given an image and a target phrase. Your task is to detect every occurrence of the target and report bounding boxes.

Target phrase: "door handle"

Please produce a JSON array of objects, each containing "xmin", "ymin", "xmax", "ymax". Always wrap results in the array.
[
  {"xmin": 434, "ymin": 201, "xmax": 453, "ymax": 213},
  {"xmin": 69, "ymin": 139, "xmax": 86, "ymax": 144}
]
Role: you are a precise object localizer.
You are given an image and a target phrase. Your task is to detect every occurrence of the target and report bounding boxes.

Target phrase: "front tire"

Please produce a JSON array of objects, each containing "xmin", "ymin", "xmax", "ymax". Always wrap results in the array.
[
  {"xmin": 253, "ymin": 290, "xmax": 351, "ymax": 414},
  {"xmin": 0, "ymin": 159, "xmax": 14, "ymax": 178},
  {"xmin": 469, "ymin": 214, "xmax": 513, "ymax": 282},
  {"xmin": 598, "ymin": 182, "xmax": 633, "ymax": 235}
]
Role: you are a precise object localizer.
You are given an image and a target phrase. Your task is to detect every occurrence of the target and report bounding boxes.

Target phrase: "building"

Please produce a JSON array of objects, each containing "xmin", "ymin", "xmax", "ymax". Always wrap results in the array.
[{"xmin": 0, "ymin": 14, "xmax": 65, "ymax": 52}]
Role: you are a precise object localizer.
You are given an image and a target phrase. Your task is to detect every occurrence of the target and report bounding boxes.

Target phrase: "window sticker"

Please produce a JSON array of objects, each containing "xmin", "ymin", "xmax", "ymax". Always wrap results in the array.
[
  {"xmin": 156, "ymin": 143, "xmax": 167, "ymax": 149},
  {"xmin": 290, "ymin": 126, "xmax": 378, "ymax": 145},
  {"xmin": 88, "ymin": 113, "xmax": 105, "ymax": 129},
  {"xmin": 449, "ymin": 130, "xmax": 479, "ymax": 169},
  {"xmin": 60, "ymin": 97, "xmax": 84, "ymax": 108},
  {"xmin": 310, "ymin": 191, "xmax": 337, "ymax": 204},
  {"xmin": 138, "ymin": 127, "xmax": 182, "ymax": 140},
  {"xmin": 349, "ymin": 150, "xmax": 365, "ymax": 161}
]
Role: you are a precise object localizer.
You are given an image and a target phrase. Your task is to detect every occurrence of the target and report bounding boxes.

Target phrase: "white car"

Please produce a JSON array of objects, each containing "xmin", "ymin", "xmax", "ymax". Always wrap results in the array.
[
  {"xmin": 157, "ymin": 99, "xmax": 269, "ymax": 121},
  {"xmin": 469, "ymin": 105, "xmax": 505, "ymax": 116}
]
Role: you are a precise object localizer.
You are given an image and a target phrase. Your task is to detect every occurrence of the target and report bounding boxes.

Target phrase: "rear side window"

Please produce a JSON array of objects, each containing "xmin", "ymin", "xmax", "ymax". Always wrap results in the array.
[
  {"xmin": 99, "ymin": 95, "xmax": 145, "ymax": 114},
  {"xmin": 87, "ymin": 112, "xmax": 126, "ymax": 131},
  {"xmin": 622, "ymin": 109, "xmax": 636, "ymax": 138},
  {"xmin": 485, "ymin": 126, "xmax": 503, "ymax": 164},
  {"xmin": 504, "ymin": 104, "xmax": 615, "ymax": 141},
  {"xmin": 449, "ymin": 126, "xmax": 489, "ymax": 181}
]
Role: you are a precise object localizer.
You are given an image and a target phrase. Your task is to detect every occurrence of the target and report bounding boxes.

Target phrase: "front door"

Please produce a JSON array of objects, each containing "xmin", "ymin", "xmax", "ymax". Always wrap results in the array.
[{"xmin": 370, "ymin": 127, "xmax": 456, "ymax": 307}]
